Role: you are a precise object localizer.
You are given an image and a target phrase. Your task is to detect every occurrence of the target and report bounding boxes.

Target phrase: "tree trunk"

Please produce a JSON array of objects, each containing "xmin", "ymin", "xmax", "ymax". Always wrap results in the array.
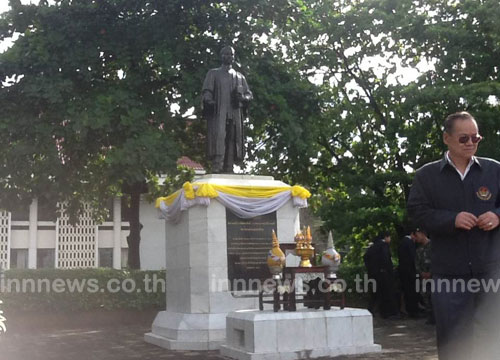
[{"xmin": 125, "ymin": 182, "xmax": 144, "ymax": 269}]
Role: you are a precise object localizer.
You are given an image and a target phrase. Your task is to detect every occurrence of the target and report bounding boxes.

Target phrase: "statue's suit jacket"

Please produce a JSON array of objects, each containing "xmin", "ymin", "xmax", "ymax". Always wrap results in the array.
[{"xmin": 202, "ymin": 67, "xmax": 252, "ymax": 162}]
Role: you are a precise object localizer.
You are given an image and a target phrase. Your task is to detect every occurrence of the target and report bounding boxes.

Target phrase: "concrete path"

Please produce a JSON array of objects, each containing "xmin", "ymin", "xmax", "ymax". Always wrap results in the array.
[{"xmin": 0, "ymin": 309, "xmax": 437, "ymax": 359}]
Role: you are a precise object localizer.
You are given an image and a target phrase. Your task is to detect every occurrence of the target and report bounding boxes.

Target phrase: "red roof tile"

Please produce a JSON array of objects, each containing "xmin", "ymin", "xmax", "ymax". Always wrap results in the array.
[{"xmin": 177, "ymin": 156, "xmax": 205, "ymax": 171}]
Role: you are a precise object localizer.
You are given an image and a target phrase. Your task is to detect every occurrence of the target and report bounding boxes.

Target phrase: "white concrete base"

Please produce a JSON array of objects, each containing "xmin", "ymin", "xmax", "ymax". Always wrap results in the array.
[
  {"xmin": 144, "ymin": 332, "xmax": 222, "ymax": 351},
  {"xmin": 146, "ymin": 174, "xmax": 302, "ymax": 351},
  {"xmin": 144, "ymin": 311, "xmax": 227, "ymax": 350},
  {"xmin": 220, "ymin": 308, "xmax": 381, "ymax": 360}
]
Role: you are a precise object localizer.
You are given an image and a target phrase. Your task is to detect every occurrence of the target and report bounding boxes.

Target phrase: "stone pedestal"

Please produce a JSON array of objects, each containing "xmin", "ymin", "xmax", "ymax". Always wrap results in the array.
[
  {"xmin": 220, "ymin": 308, "xmax": 381, "ymax": 360},
  {"xmin": 145, "ymin": 175, "xmax": 301, "ymax": 350}
]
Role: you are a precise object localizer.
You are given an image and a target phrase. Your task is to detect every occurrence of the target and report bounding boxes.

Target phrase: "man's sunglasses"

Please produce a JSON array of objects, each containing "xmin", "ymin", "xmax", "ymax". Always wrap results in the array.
[{"xmin": 458, "ymin": 134, "xmax": 482, "ymax": 144}]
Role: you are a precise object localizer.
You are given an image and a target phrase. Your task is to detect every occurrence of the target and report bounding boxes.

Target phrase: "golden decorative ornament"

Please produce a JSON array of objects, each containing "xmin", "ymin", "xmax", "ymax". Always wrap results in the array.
[
  {"xmin": 267, "ymin": 230, "xmax": 286, "ymax": 275},
  {"xmin": 295, "ymin": 226, "xmax": 314, "ymax": 267}
]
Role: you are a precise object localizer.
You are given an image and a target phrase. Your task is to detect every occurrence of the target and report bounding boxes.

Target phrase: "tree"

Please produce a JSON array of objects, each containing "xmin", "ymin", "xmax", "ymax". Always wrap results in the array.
[
  {"xmin": 246, "ymin": 0, "xmax": 500, "ymax": 263},
  {"xmin": 0, "ymin": 0, "xmax": 316, "ymax": 267},
  {"xmin": 3, "ymin": 0, "xmax": 499, "ymax": 269},
  {"xmin": 0, "ymin": 1, "xmax": 185, "ymax": 268}
]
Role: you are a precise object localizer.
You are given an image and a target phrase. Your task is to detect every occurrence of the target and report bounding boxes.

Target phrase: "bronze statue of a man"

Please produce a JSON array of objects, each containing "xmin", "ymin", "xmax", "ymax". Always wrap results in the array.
[{"xmin": 202, "ymin": 46, "xmax": 253, "ymax": 173}]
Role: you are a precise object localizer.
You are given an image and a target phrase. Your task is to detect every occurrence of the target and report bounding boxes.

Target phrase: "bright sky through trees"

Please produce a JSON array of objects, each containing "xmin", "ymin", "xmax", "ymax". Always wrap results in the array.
[
  {"xmin": 0, "ymin": 0, "xmax": 15, "ymax": 52},
  {"xmin": 0, "ymin": 0, "xmax": 8, "ymax": 13}
]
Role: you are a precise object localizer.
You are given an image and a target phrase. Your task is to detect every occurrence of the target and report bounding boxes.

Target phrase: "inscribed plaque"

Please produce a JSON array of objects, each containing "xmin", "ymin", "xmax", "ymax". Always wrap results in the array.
[{"xmin": 226, "ymin": 209, "xmax": 277, "ymax": 290}]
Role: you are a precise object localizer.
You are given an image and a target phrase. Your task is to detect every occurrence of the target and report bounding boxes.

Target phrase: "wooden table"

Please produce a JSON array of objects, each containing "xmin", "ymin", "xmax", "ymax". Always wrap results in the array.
[{"xmin": 259, "ymin": 266, "xmax": 345, "ymax": 312}]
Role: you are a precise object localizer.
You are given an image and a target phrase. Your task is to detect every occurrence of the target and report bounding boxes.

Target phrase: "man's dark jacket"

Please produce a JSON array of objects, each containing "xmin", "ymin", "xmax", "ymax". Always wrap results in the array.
[
  {"xmin": 398, "ymin": 235, "xmax": 416, "ymax": 275},
  {"xmin": 407, "ymin": 156, "xmax": 500, "ymax": 275},
  {"xmin": 364, "ymin": 239, "xmax": 393, "ymax": 276}
]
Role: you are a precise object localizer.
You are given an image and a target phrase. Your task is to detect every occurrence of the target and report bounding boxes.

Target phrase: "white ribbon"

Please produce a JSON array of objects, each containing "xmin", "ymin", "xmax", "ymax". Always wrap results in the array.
[{"xmin": 158, "ymin": 189, "xmax": 308, "ymax": 222}]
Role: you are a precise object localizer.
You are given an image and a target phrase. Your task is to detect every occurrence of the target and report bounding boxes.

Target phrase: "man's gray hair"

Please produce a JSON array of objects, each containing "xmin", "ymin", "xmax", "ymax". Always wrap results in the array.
[{"xmin": 444, "ymin": 111, "xmax": 476, "ymax": 133}]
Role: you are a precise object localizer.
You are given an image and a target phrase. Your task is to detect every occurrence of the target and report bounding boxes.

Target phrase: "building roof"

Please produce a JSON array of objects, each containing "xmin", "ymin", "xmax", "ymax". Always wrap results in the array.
[{"xmin": 177, "ymin": 156, "xmax": 205, "ymax": 171}]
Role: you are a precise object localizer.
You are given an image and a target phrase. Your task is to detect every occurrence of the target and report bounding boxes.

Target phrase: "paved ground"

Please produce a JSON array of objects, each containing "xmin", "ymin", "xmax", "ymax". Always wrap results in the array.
[{"xmin": 0, "ymin": 308, "xmax": 437, "ymax": 360}]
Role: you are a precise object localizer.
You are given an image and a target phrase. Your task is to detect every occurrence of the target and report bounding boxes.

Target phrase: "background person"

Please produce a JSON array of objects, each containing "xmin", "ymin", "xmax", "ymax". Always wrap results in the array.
[
  {"xmin": 398, "ymin": 228, "xmax": 423, "ymax": 318},
  {"xmin": 363, "ymin": 232, "xmax": 399, "ymax": 319},
  {"xmin": 415, "ymin": 230, "xmax": 434, "ymax": 324}
]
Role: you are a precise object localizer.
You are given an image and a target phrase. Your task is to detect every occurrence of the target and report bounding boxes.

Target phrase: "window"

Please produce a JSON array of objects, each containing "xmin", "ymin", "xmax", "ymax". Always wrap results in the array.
[
  {"xmin": 10, "ymin": 249, "xmax": 28, "ymax": 269},
  {"xmin": 98, "ymin": 248, "xmax": 113, "ymax": 268},
  {"xmin": 37, "ymin": 249, "xmax": 55, "ymax": 268}
]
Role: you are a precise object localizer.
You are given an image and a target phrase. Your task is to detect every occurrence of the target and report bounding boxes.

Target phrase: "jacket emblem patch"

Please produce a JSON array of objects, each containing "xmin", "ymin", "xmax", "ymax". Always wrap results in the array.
[{"xmin": 476, "ymin": 186, "xmax": 492, "ymax": 201}]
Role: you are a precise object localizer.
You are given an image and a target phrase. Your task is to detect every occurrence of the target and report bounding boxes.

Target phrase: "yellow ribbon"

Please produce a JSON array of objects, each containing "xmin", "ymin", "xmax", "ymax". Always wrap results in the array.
[
  {"xmin": 291, "ymin": 185, "xmax": 311, "ymax": 199},
  {"xmin": 156, "ymin": 183, "xmax": 311, "ymax": 207},
  {"xmin": 155, "ymin": 190, "xmax": 180, "ymax": 207},
  {"xmin": 197, "ymin": 184, "xmax": 290, "ymax": 198},
  {"xmin": 195, "ymin": 183, "xmax": 219, "ymax": 198},
  {"xmin": 183, "ymin": 182, "xmax": 195, "ymax": 200}
]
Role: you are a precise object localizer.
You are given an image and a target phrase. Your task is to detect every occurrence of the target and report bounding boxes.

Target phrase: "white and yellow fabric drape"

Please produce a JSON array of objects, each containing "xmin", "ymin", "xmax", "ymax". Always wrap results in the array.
[{"xmin": 156, "ymin": 182, "xmax": 311, "ymax": 222}]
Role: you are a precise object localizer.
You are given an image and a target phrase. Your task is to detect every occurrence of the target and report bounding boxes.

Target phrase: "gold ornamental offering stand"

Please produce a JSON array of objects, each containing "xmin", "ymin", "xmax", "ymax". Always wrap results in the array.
[
  {"xmin": 260, "ymin": 226, "xmax": 346, "ymax": 312},
  {"xmin": 294, "ymin": 226, "xmax": 314, "ymax": 267}
]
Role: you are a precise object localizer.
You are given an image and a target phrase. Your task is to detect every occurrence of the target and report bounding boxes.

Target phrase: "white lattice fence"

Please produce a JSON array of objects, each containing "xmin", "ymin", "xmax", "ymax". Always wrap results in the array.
[
  {"xmin": 0, "ymin": 211, "xmax": 10, "ymax": 270},
  {"xmin": 56, "ymin": 203, "xmax": 98, "ymax": 269}
]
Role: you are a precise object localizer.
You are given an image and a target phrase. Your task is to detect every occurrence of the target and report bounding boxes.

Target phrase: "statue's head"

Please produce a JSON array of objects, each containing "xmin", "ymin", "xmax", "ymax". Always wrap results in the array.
[{"xmin": 220, "ymin": 46, "xmax": 235, "ymax": 65}]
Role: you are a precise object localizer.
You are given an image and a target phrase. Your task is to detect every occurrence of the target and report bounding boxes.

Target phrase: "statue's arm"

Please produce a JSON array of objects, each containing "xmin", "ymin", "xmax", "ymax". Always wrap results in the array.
[
  {"xmin": 238, "ymin": 75, "xmax": 253, "ymax": 103},
  {"xmin": 202, "ymin": 70, "xmax": 216, "ymax": 106}
]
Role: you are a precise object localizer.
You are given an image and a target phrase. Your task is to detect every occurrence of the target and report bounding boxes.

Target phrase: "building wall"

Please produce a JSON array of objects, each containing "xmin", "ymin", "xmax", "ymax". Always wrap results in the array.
[
  {"xmin": 3, "ymin": 197, "xmax": 166, "ymax": 270},
  {"xmin": 139, "ymin": 198, "xmax": 166, "ymax": 270}
]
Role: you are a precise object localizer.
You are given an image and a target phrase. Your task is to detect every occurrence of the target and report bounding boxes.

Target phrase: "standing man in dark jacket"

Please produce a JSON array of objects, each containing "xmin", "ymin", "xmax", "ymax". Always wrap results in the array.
[
  {"xmin": 415, "ymin": 232, "xmax": 434, "ymax": 324},
  {"xmin": 407, "ymin": 111, "xmax": 500, "ymax": 359},
  {"xmin": 363, "ymin": 232, "xmax": 399, "ymax": 318},
  {"xmin": 398, "ymin": 229, "xmax": 425, "ymax": 318}
]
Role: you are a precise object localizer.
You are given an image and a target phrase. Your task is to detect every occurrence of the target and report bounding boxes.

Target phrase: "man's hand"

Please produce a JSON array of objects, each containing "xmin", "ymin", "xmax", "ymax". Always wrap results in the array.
[
  {"xmin": 455, "ymin": 212, "xmax": 478, "ymax": 230},
  {"xmin": 477, "ymin": 211, "xmax": 500, "ymax": 231}
]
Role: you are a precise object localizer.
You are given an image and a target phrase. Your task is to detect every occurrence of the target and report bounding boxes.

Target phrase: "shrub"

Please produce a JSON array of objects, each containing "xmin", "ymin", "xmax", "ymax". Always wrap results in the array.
[
  {"xmin": 0, "ymin": 268, "xmax": 166, "ymax": 312},
  {"xmin": 336, "ymin": 262, "xmax": 370, "ymax": 306}
]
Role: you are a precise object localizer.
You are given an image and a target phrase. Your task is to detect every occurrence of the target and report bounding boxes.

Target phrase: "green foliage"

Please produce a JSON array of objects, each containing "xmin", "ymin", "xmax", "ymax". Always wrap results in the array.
[
  {"xmin": 0, "ymin": 0, "xmax": 295, "ymax": 266},
  {"xmin": 248, "ymin": 0, "xmax": 500, "ymax": 265},
  {"xmin": 0, "ymin": 0, "xmax": 312, "ymax": 266},
  {"xmin": 2, "ymin": 0, "xmax": 500, "ymax": 268},
  {"xmin": 336, "ymin": 262, "xmax": 370, "ymax": 305},
  {"xmin": 0, "ymin": 0, "xmax": 184, "ymax": 221},
  {"xmin": 146, "ymin": 165, "xmax": 195, "ymax": 202},
  {"xmin": 0, "ymin": 269, "xmax": 166, "ymax": 312}
]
